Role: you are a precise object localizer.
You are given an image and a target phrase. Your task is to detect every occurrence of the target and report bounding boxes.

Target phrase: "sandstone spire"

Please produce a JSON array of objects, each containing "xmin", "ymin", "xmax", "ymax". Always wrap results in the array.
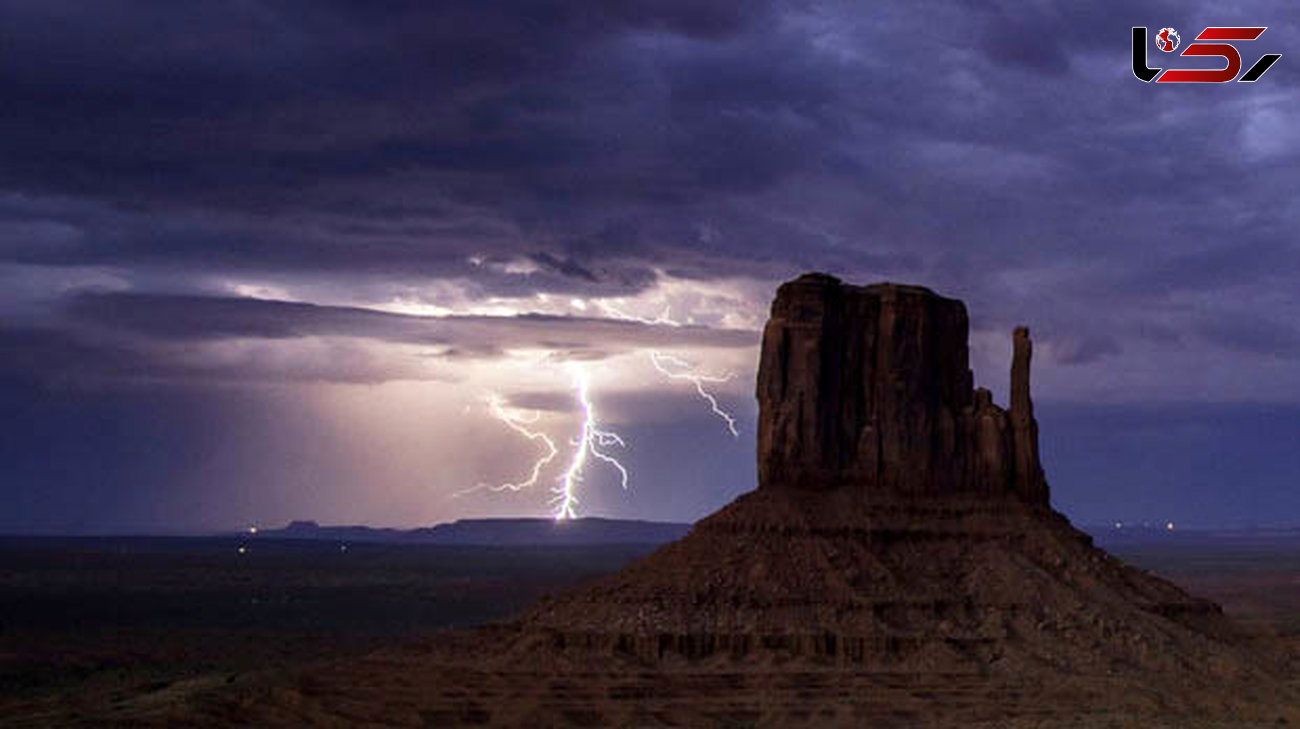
[{"xmin": 1010, "ymin": 325, "xmax": 1048, "ymax": 504}]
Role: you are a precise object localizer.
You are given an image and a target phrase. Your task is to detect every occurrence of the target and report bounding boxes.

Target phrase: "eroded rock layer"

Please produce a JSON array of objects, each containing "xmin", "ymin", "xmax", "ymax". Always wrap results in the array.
[{"xmin": 517, "ymin": 488, "xmax": 1232, "ymax": 676}]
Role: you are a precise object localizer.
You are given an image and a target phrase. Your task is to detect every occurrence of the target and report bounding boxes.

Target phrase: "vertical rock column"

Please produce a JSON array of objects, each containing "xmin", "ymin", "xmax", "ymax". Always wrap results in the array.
[{"xmin": 1009, "ymin": 327, "xmax": 1049, "ymax": 505}]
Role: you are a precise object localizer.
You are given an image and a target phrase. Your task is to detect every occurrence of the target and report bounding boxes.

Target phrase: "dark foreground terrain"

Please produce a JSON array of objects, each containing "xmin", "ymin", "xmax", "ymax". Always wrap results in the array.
[
  {"xmin": 0, "ymin": 536, "xmax": 658, "ymax": 725},
  {"xmin": 3, "ymin": 533, "xmax": 1300, "ymax": 726}
]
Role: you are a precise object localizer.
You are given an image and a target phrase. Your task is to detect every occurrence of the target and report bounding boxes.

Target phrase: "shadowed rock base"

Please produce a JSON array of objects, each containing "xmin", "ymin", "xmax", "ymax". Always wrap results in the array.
[{"xmin": 510, "ymin": 488, "xmax": 1246, "ymax": 677}]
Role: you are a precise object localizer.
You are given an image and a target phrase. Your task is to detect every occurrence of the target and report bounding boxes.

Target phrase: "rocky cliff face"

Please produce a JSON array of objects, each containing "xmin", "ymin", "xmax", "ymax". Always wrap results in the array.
[{"xmin": 756, "ymin": 273, "xmax": 1048, "ymax": 505}]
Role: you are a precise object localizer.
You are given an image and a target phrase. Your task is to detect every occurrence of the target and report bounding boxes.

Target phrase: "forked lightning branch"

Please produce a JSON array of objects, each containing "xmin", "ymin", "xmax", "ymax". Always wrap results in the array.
[{"xmin": 460, "ymin": 352, "xmax": 740, "ymax": 520}]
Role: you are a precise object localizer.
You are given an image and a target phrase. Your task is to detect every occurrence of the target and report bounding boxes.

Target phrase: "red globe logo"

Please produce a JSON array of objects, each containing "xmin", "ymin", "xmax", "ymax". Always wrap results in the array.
[{"xmin": 1156, "ymin": 27, "xmax": 1180, "ymax": 52}]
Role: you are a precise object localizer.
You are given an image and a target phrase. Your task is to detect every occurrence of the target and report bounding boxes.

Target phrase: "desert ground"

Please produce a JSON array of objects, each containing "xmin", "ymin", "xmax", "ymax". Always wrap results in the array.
[
  {"xmin": 0, "ymin": 537, "xmax": 656, "ymax": 725},
  {"xmin": 3, "ymin": 533, "xmax": 1300, "ymax": 726}
]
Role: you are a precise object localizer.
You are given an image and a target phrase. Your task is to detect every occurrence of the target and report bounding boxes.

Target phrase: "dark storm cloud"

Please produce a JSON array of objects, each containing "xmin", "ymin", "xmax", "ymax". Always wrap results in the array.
[
  {"xmin": 0, "ymin": 291, "xmax": 757, "ymax": 385},
  {"xmin": 0, "ymin": 324, "xmax": 434, "ymax": 386},
  {"xmin": 0, "ymin": 0, "xmax": 1293, "ymax": 287},
  {"xmin": 0, "ymin": 0, "xmax": 1294, "ymax": 375},
  {"xmin": 62, "ymin": 292, "xmax": 755, "ymax": 350},
  {"xmin": 529, "ymin": 253, "xmax": 600, "ymax": 283},
  {"xmin": 0, "ymin": 4, "xmax": 1267, "ymax": 303},
  {"xmin": 0, "ymin": 0, "xmax": 795, "ymax": 290},
  {"xmin": 0, "ymin": 0, "xmax": 1027, "ymax": 289}
]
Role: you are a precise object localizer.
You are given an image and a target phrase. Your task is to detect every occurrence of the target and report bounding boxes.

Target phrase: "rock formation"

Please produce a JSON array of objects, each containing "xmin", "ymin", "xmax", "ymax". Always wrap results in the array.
[
  {"xmin": 1009, "ymin": 325, "xmax": 1048, "ymax": 504},
  {"xmin": 510, "ymin": 273, "xmax": 1252, "ymax": 678},
  {"xmin": 755, "ymin": 273, "xmax": 1048, "ymax": 504},
  {"xmin": 239, "ymin": 273, "xmax": 1296, "ymax": 727}
]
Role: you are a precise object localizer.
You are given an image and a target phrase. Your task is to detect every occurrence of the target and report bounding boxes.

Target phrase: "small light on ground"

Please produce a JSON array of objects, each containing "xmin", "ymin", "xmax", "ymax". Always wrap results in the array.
[
  {"xmin": 248, "ymin": 525, "xmax": 258, "ymax": 535},
  {"xmin": 237, "ymin": 545, "xmax": 248, "ymax": 554},
  {"xmin": 1114, "ymin": 521, "xmax": 1123, "ymax": 529},
  {"xmin": 1165, "ymin": 521, "xmax": 1175, "ymax": 531}
]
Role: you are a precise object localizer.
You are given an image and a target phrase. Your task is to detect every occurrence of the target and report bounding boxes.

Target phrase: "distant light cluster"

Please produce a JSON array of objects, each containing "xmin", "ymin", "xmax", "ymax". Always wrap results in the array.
[{"xmin": 1109, "ymin": 520, "xmax": 1177, "ymax": 532}]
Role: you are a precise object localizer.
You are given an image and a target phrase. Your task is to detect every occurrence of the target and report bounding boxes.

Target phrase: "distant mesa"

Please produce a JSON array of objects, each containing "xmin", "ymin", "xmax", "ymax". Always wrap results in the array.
[
  {"xmin": 283, "ymin": 519, "xmax": 320, "ymax": 533},
  {"xmin": 250, "ymin": 517, "xmax": 692, "ymax": 547}
]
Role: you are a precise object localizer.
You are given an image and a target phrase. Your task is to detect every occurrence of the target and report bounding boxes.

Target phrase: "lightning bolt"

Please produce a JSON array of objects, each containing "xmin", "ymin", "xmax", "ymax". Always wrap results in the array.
[
  {"xmin": 648, "ymin": 350, "xmax": 740, "ymax": 437},
  {"xmin": 552, "ymin": 365, "xmax": 628, "ymax": 520},
  {"xmin": 595, "ymin": 300, "xmax": 677, "ymax": 326},
  {"xmin": 452, "ymin": 394, "xmax": 559, "ymax": 498},
  {"xmin": 457, "ymin": 300, "xmax": 737, "ymax": 517},
  {"xmin": 595, "ymin": 303, "xmax": 740, "ymax": 436}
]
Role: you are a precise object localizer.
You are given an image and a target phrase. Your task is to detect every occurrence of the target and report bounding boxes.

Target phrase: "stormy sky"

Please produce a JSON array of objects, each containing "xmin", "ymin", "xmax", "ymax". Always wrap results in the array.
[{"xmin": 3, "ymin": 1, "xmax": 1299, "ymax": 533}]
